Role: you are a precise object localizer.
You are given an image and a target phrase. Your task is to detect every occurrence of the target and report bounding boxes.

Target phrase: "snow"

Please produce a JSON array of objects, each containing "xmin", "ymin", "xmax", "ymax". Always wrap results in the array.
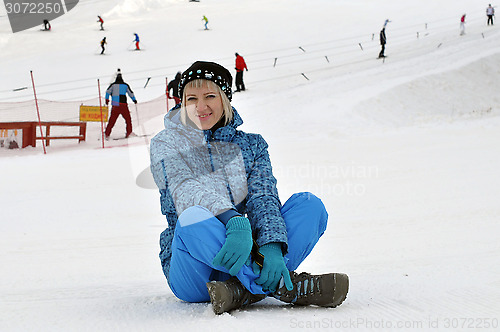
[{"xmin": 1, "ymin": 0, "xmax": 500, "ymax": 330}]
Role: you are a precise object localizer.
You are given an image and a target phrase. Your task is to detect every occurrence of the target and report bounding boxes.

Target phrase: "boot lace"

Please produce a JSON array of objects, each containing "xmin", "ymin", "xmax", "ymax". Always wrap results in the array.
[{"xmin": 275, "ymin": 272, "xmax": 322, "ymax": 303}]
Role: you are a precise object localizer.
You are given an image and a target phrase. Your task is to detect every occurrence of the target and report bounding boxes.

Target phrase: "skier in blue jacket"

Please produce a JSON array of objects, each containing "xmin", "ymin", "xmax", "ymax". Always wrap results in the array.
[
  {"xmin": 133, "ymin": 33, "xmax": 140, "ymax": 50},
  {"xmin": 104, "ymin": 70, "xmax": 137, "ymax": 138},
  {"xmin": 150, "ymin": 61, "xmax": 348, "ymax": 314}
]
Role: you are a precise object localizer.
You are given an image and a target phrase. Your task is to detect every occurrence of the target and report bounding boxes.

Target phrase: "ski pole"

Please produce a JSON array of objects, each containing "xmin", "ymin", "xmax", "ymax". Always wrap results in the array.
[
  {"xmin": 134, "ymin": 103, "xmax": 149, "ymax": 139},
  {"xmin": 135, "ymin": 103, "xmax": 140, "ymax": 127}
]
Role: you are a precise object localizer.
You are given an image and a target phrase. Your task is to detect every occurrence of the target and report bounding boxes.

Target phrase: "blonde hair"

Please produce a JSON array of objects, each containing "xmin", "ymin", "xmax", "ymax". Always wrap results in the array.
[{"xmin": 181, "ymin": 79, "xmax": 233, "ymax": 127}]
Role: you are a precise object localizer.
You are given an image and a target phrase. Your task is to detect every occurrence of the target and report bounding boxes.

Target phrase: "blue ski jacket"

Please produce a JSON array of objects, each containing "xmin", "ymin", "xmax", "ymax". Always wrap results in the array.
[
  {"xmin": 150, "ymin": 105, "xmax": 288, "ymax": 280},
  {"xmin": 105, "ymin": 82, "xmax": 136, "ymax": 106}
]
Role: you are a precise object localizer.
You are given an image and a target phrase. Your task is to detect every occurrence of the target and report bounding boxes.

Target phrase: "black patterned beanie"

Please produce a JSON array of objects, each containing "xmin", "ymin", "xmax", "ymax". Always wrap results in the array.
[{"xmin": 178, "ymin": 61, "xmax": 233, "ymax": 101}]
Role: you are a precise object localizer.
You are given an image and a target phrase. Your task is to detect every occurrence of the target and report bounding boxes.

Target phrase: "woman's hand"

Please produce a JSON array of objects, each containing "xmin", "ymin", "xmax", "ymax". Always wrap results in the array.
[
  {"xmin": 212, "ymin": 217, "xmax": 253, "ymax": 276},
  {"xmin": 253, "ymin": 243, "xmax": 293, "ymax": 292}
]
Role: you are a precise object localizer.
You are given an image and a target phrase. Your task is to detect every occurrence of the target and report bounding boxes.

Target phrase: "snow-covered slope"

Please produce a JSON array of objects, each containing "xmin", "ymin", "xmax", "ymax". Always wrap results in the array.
[{"xmin": 1, "ymin": 0, "xmax": 500, "ymax": 331}]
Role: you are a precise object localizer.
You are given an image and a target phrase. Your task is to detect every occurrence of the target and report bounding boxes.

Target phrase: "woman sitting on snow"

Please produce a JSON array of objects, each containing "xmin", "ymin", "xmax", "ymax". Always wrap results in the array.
[{"xmin": 149, "ymin": 61, "xmax": 349, "ymax": 314}]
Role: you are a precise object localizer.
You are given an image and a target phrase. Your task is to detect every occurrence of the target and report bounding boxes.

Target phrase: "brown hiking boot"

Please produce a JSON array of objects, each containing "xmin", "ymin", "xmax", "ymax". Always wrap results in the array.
[
  {"xmin": 273, "ymin": 271, "xmax": 349, "ymax": 307},
  {"xmin": 206, "ymin": 277, "xmax": 266, "ymax": 315}
]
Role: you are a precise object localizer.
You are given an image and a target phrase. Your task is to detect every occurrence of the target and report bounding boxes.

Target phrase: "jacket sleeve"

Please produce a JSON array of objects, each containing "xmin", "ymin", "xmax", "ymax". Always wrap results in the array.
[
  {"xmin": 245, "ymin": 134, "xmax": 288, "ymax": 252},
  {"xmin": 126, "ymin": 84, "xmax": 137, "ymax": 102},
  {"xmin": 150, "ymin": 131, "xmax": 239, "ymax": 223},
  {"xmin": 105, "ymin": 84, "xmax": 113, "ymax": 100}
]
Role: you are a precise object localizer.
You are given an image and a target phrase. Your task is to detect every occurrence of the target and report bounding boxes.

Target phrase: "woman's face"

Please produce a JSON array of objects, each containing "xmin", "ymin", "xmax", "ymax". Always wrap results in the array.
[{"xmin": 185, "ymin": 82, "xmax": 224, "ymax": 130}]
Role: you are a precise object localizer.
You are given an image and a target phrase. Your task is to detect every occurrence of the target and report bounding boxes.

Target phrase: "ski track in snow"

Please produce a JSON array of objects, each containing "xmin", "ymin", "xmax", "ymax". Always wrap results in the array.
[{"xmin": 1, "ymin": 0, "xmax": 500, "ymax": 330}]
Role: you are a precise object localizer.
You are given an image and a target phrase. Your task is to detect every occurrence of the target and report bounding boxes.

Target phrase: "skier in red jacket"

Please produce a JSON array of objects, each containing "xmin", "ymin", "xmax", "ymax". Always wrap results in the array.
[
  {"xmin": 460, "ymin": 14, "xmax": 466, "ymax": 35},
  {"xmin": 234, "ymin": 53, "xmax": 248, "ymax": 92},
  {"xmin": 97, "ymin": 16, "xmax": 104, "ymax": 31}
]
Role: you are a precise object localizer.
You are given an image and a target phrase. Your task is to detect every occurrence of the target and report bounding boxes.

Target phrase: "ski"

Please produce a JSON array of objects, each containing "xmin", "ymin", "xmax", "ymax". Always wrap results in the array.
[{"xmin": 112, "ymin": 134, "xmax": 149, "ymax": 141}]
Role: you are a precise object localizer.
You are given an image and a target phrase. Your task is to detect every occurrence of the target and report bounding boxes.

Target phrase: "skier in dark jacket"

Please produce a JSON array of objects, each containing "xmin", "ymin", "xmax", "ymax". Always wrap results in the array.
[
  {"xmin": 167, "ymin": 72, "xmax": 182, "ymax": 105},
  {"xmin": 150, "ymin": 61, "xmax": 349, "ymax": 315},
  {"xmin": 43, "ymin": 19, "xmax": 51, "ymax": 31},
  {"xmin": 378, "ymin": 27, "xmax": 386, "ymax": 58},
  {"xmin": 100, "ymin": 37, "xmax": 107, "ymax": 55},
  {"xmin": 104, "ymin": 70, "xmax": 137, "ymax": 138}
]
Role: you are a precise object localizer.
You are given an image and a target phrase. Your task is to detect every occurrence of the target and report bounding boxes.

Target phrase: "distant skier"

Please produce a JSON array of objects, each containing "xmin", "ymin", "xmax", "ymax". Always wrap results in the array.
[
  {"xmin": 202, "ymin": 15, "xmax": 209, "ymax": 30},
  {"xmin": 104, "ymin": 69, "xmax": 137, "ymax": 139},
  {"xmin": 97, "ymin": 16, "xmax": 104, "ymax": 30},
  {"xmin": 378, "ymin": 27, "xmax": 387, "ymax": 58},
  {"xmin": 234, "ymin": 53, "xmax": 248, "ymax": 92},
  {"xmin": 486, "ymin": 4, "xmax": 495, "ymax": 25},
  {"xmin": 460, "ymin": 14, "xmax": 466, "ymax": 35},
  {"xmin": 43, "ymin": 19, "xmax": 51, "ymax": 31},
  {"xmin": 167, "ymin": 72, "xmax": 182, "ymax": 105},
  {"xmin": 133, "ymin": 33, "xmax": 140, "ymax": 50},
  {"xmin": 100, "ymin": 37, "xmax": 107, "ymax": 54}
]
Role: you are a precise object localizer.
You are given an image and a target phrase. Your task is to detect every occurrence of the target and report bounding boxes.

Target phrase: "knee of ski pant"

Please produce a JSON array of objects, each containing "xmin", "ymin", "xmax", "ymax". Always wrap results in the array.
[
  {"xmin": 174, "ymin": 206, "xmax": 226, "ymax": 247},
  {"xmin": 286, "ymin": 192, "xmax": 328, "ymax": 233}
]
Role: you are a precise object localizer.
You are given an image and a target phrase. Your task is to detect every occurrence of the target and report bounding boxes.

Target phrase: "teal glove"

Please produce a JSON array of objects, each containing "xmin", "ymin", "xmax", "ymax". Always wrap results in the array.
[
  {"xmin": 253, "ymin": 243, "xmax": 293, "ymax": 292},
  {"xmin": 213, "ymin": 217, "xmax": 253, "ymax": 276}
]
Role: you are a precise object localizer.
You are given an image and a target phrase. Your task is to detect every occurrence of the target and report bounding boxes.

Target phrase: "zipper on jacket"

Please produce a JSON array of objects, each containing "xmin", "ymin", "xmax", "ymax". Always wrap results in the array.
[{"xmin": 205, "ymin": 131, "xmax": 236, "ymax": 206}]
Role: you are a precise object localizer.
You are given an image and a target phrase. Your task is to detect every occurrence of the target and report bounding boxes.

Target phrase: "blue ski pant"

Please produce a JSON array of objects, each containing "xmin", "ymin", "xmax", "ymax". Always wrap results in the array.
[{"xmin": 168, "ymin": 192, "xmax": 328, "ymax": 302}]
